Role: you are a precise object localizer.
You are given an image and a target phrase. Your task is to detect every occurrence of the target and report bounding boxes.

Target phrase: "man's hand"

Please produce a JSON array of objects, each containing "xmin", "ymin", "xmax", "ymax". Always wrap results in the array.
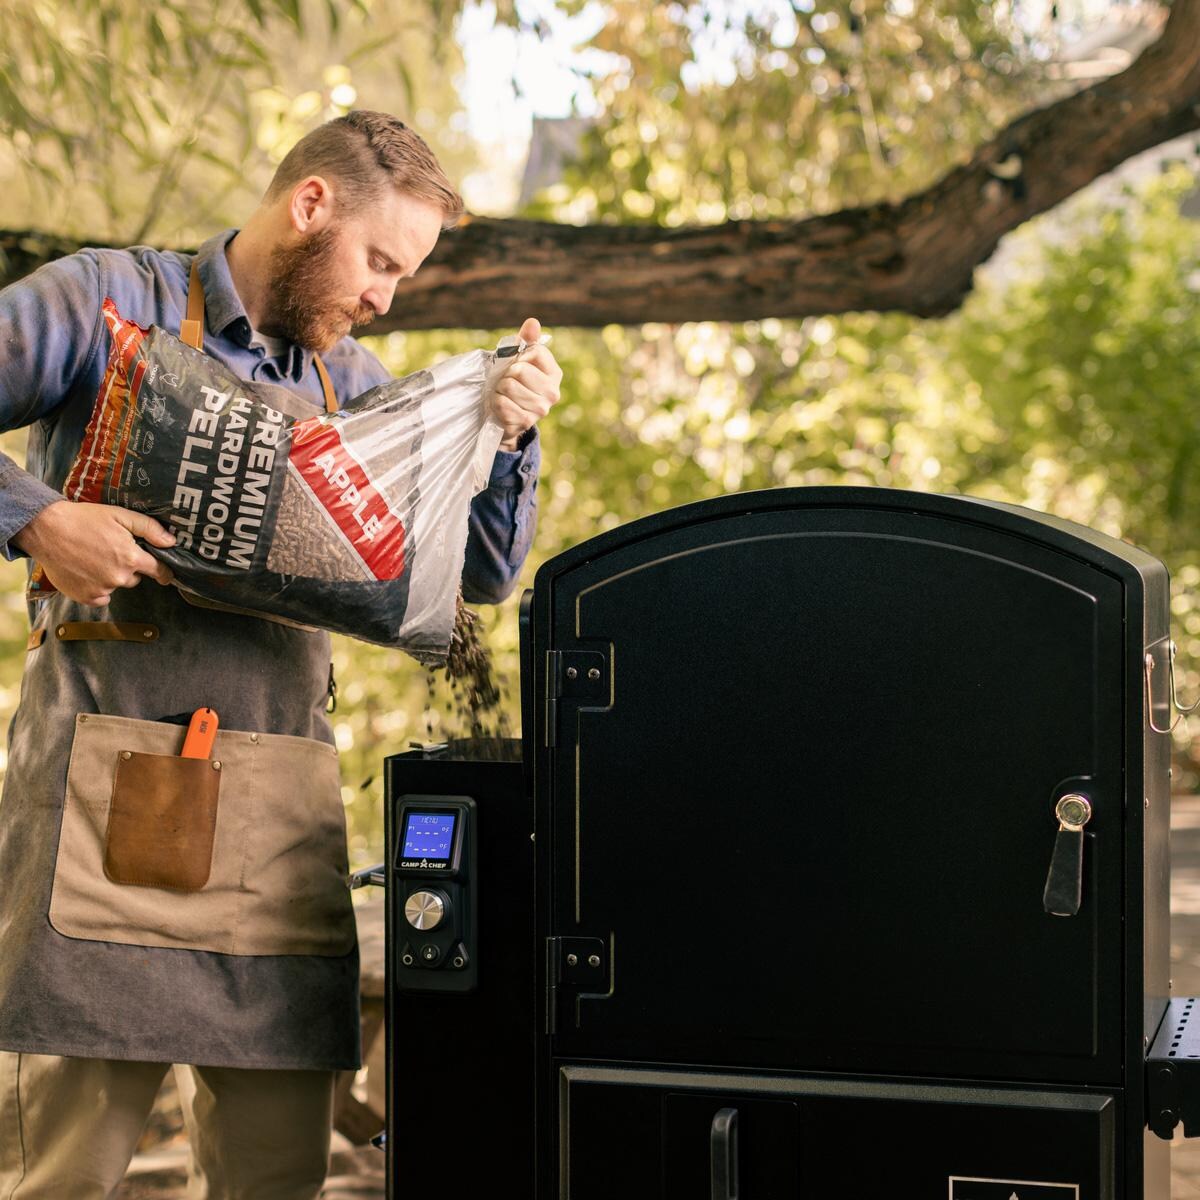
[
  {"xmin": 492, "ymin": 317, "xmax": 562, "ymax": 452},
  {"xmin": 12, "ymin": 501, "xmax": 177, "ymax": 607}
]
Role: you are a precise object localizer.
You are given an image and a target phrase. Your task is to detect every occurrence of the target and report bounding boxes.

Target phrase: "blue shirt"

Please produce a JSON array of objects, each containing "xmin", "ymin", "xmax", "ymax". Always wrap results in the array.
[{"xmin": 0, "ymin": 229, "xmax": 539, "ymax": 606}]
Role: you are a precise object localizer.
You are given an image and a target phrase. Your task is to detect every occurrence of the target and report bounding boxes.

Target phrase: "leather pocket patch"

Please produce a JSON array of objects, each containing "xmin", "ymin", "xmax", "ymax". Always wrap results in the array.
[
  {"xmin": 51, "ymin": 713, "xmax": 353, "ymax": 956},
  {"xmin": 104, "ymin": 752, "xmax": 221, "ymax": 890}
]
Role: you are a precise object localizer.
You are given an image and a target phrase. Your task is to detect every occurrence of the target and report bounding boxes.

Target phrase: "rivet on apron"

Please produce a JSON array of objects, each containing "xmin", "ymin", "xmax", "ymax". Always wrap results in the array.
[
  {"xmin": 250, "ymin": 733, "xmax": 260, "ymax": 744},
  {"xmin": 121, "ymin": 751, "xmax": 131, "ymax": 760},
  {"xmin": 79, "ymin": 715, "xmax": 87, "ymax": 723},
  {"xmin": 56, "ymin": 626, "xmax": 65, "ymax": 637},
  {"xmin": 212, "ymin": 761, "xmax": 221, "ymax": 770}
]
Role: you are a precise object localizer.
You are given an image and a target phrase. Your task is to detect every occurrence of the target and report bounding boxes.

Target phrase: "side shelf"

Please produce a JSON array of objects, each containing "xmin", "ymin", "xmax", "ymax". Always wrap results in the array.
[{"xmin": 1147, "ymin": 997, "xmax": 1200, "ymax": 1138}]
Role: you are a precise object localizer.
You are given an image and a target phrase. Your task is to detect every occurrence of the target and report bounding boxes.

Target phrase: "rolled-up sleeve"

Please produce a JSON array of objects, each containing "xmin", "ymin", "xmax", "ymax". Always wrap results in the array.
[
  {"xmin": 461, "ymin": 428, "xmax": 541, "ymax": 604},
  {"xmin": 0, "ymin": 252, "xmax": 104, "ymax": 555}
]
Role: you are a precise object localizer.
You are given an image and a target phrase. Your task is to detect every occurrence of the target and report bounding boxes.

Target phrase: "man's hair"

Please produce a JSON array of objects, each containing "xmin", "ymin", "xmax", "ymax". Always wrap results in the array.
[{"xmin": 265, "ymin": 110, "xmax": 464, "ymax": 228}]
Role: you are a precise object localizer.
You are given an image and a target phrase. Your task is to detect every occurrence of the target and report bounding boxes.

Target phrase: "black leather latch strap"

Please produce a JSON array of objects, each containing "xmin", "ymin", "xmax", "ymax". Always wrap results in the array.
[{"xmin": 1043, "ymin": 828, "xmax": 1084, "ymax": 916}]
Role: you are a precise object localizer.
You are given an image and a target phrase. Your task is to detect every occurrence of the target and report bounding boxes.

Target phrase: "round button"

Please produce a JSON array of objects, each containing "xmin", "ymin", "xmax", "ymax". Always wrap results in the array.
[
  {"xmin": 405, "ymin": 889, "xmax": 447, "ymax": 931},
  {"xmin": 1056, "ymin": 794, "xmax": 1093, "ymax": 828},
  {"xmin": 420, "ymin": 944, "xmax": 440, "ymax": 963}
]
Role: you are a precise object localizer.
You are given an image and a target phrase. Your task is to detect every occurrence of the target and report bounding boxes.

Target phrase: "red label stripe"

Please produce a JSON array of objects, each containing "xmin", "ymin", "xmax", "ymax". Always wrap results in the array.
[
  {"xmin": 67, "ymin": 300, "xmax": 146, "ymax": 503},
  {"xmin": 288, "ymin": 419, "xmax": 406, "ymax": 580}
]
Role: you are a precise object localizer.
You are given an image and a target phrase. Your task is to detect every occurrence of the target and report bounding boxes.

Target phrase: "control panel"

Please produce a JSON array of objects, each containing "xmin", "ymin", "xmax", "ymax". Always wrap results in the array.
[{"xmin": 393, "ymin": 795, "xmax": 477, "ymax": 993}]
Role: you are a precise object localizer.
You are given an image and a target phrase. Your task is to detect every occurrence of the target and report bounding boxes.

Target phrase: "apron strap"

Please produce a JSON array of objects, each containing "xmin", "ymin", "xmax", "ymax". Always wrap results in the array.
[
  {"xmin": 183, "ymin": 257, "xmax": 338, "ymax": 414},
  {"xmin": 313, "ymin": 353, "xmax": 338, "ymax": 415},
  {"xmin": 180, "ymin": 259, "xmax": 205, "ymax": 350},
  {"xmin": 51, "ymin": 621, "xmax": 161, "ymax": 644}
]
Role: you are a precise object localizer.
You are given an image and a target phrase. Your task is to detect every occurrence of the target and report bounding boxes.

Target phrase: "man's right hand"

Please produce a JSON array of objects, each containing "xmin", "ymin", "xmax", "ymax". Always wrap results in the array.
[{"xmin": 12, "ymin": 501, "xmax": 177, "ymax": 607}]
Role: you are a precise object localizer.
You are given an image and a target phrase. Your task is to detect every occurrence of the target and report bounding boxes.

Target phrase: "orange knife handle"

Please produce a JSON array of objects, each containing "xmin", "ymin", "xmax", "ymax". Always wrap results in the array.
[{"xmin": 181, "ymin": 707, "xmax": 219, "ymax": 759}]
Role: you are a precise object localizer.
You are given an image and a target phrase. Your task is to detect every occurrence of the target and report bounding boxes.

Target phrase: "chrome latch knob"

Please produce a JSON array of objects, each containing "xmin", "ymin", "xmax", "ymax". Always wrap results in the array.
[
  {"xmin": 1043, "ymin": 793, "xmax": 1092, "ymax": 917},
  {"xmin": 1055, "ymin": 794, "xmax": 1092, "ymax": 831}
]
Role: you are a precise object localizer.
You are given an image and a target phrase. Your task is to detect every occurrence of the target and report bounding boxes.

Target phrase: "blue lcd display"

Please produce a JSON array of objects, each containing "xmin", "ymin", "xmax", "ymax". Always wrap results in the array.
[{"xmin": 402, "ymin": 811, "xmax": 457, "ymax": 861}]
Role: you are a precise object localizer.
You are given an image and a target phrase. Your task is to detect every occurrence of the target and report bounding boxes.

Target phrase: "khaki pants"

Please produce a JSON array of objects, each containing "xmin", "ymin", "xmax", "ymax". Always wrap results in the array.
[{"xmin": 0, "ymin": 1052, "xmax": 335, "ymax": 1199}]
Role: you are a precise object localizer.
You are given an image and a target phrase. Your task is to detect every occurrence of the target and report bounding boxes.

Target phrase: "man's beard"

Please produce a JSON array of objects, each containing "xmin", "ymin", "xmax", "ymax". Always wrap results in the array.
[{"xmin": 267, "ymin": 226, "xmax": 376, "ymax": 353}]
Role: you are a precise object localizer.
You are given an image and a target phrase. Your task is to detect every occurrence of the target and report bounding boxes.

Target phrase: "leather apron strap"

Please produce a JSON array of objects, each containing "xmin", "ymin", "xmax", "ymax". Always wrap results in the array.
[
  {"xmin": 313, "ymin": 354, "xmax": 337, "ymax": 414},
  {"xmin": 180, "ymin": 259, "xmax": 206, "ymax": 352},
  {"xmin": 183, "ymin": 258, "xmax": 338, "ymax": 414},
  {"xmin": 29, "ymin": 622, "xmax": 160, "ymax": 649}
]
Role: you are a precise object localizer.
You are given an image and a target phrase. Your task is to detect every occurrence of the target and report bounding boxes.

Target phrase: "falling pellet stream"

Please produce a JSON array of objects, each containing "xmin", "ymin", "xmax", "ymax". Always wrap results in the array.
[{"xmin": 424, "ymin": 593, "xmax": 513, "ymax": 754}]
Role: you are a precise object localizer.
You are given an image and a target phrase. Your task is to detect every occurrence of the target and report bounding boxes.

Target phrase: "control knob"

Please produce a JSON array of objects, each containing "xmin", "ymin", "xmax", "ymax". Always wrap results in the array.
[{"xmin": 405, "ymin": 889, "xmax": 449, "ymax": 931}]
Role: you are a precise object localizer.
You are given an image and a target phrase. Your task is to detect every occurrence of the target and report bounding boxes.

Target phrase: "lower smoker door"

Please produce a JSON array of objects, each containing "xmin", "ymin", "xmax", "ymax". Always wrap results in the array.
[
  {"xmin": 548, "ymin": 506, "xmax": 1126, "ymax": 1082},
  {"xmin": 560, "ymin": 1066, "xmax": 1115, "ymax": 1200}
]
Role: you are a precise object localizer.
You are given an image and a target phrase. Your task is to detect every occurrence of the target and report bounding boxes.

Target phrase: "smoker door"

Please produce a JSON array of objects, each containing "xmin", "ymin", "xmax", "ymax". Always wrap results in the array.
[
  {"xmin": 543, "ymin": 503, "xmax": 1127, "ymax": 1083},
  {"xmin": 558, "ymin": 1066, "xmax": 1116, "ymax": 1200}
]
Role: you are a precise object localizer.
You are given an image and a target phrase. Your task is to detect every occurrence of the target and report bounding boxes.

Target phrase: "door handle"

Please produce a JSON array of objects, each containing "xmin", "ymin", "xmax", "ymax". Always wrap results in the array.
[
  {"xmin": 710, "ymin": 1107, "xmax": 739, "ymax": 1200},
  {"xmin": 1042, "ymin": 794, "xmax": 1092, "ymax": 916}
]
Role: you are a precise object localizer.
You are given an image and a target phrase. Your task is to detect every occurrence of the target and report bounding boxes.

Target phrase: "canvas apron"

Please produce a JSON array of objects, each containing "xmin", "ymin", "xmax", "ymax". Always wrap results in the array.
[{"xmin": 0, "ymin": 268, "xmax": 362, "ymax": 1070}]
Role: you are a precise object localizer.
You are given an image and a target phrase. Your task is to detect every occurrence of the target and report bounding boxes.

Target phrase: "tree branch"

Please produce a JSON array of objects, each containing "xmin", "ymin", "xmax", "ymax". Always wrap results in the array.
[{"xmin": 2, "ymin": 0, "xmax": 1198, "ymax": 329}]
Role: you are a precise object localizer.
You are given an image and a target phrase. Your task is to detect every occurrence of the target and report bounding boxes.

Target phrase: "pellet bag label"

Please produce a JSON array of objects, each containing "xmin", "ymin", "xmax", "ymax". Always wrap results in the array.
[
  {"xmin": 37, "ymin": 299, "xmax": 506, "ymax": 662},
  {"xmin": 288, "ymin": 419, "xmax": 406, "ymax": 581}
]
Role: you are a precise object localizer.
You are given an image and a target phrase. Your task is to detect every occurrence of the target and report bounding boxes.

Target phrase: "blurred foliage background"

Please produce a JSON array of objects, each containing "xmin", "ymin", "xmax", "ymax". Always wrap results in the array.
[{"xmin": 0, "ymin": 0, "xmax": 1197, "ymax": 872}]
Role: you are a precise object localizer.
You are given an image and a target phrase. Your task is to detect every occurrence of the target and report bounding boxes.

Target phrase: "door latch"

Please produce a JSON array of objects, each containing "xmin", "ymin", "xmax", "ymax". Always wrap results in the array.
[{"xmin": 1043, "ymin": 793, "xmax": 1092, "ymax": 916}]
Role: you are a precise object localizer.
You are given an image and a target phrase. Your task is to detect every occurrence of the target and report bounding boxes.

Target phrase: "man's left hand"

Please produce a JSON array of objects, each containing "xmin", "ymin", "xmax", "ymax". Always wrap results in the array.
[{"xmin": 493, "ymin": 317, "xmax": 562, "ymax": 452}]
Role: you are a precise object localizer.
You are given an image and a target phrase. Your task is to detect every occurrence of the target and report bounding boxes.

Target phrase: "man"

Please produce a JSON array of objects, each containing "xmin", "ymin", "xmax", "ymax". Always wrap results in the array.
[{"xmin": 0, "ymin": 110, "xmax": 561, "ymax": 1198}]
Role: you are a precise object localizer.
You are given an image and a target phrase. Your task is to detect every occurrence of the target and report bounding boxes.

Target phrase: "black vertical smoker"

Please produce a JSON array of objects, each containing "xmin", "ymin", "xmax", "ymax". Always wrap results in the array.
[{"xmin": 385, "ymin": 486, "xmax": 1200, "ymax": 1198}]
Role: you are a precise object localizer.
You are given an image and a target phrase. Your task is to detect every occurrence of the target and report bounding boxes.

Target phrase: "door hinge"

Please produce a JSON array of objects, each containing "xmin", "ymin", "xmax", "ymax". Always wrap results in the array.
[
  {"xmin": 545, "ymin": 936, "xmax": 611, "ymax": 1033},
  {"xmin": 545, "ymin": 650, "xmax": 610, "ymax": 747}
]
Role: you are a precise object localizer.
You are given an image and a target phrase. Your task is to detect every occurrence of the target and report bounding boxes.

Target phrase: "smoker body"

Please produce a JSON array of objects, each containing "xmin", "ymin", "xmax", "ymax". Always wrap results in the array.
[
  {"xmin": 523, "ymin": 487, "xmax": 1172, "ymax": 1198},
  {"xmin": 383, "ymin": 744, "xmax": 534, "ymax": 1196}
]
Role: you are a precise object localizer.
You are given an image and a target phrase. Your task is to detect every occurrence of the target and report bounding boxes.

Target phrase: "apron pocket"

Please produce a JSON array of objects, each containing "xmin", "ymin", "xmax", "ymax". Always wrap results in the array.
[
  {"xmin": 104, "ymin": 752, "xmax": 221, "ymax": 890},
  {"xmin": 48, "ymin": 713, "xmax": 355, "ymax": 957}
]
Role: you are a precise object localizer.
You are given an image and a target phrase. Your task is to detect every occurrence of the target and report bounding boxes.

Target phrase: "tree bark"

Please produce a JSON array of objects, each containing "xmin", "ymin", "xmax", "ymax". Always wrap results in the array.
[{"xmin": 3, "ymin": 0, "xmax": 1198, "ymax": 329}]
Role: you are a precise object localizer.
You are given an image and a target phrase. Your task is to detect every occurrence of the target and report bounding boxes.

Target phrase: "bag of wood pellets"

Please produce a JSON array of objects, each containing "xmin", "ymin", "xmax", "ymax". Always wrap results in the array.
[{"xmin": 32, "ymin": 299, "xmax": 509, "ymax": 662}]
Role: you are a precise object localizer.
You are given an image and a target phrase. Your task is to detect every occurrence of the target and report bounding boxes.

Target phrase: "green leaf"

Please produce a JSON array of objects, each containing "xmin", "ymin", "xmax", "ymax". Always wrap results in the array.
[
  {"xmin": 346, "ymin": 31, "xmax": 401, "ymax": 65},
  {"xmin": 271, "ymin": 0, "xmax": 303, "ymax": 30}
]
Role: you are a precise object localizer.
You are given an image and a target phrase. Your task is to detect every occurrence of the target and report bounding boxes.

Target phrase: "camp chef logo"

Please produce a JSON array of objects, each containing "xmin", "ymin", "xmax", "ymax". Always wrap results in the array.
[
  {"xmin": 949, "ymin": 1178, "xmax": 1079, "ymax": 1199},
  {"xmin": 287, "ymin": 417, "xmax": 406, "ymax": 581}
]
